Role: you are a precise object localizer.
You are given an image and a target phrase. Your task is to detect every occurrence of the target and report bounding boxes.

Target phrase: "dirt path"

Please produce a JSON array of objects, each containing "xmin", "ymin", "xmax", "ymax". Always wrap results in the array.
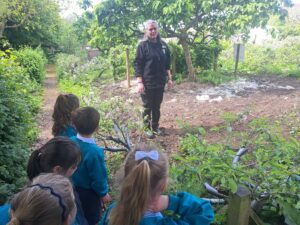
[{"xmin": 33, "ymin": 64, "xmax": 58, "ymax": 148}]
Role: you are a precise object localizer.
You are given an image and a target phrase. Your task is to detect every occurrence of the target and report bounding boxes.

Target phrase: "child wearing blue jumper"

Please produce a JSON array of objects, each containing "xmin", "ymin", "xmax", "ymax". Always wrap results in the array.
[
  {"xmin": 100, "ymin": 145, "xmax": 214, "ymax": 225},
  {"xmin": 71, "ymin": 106, "xmax": 111, "ymax": 225},
  {"xmin": 52, "ymin": 93, "xmax": 80, "ymax": 137}
]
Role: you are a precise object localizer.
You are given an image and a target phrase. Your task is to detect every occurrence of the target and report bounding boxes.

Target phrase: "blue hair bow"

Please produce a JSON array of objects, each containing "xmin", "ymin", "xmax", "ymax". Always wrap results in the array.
[{"xmin": 135, "ymin": 150, "xmax": 159, "ymax": 161}]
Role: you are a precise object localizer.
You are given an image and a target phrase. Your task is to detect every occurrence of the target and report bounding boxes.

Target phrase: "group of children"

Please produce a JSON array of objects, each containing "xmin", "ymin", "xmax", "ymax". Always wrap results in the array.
[{"xmin": 0, "ymin": 93, "xmax": 215, "ymax": 225}]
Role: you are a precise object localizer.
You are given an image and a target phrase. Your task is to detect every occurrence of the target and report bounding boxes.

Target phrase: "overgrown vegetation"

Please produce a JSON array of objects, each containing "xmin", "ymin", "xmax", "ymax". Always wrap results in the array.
[
  {"xmin": 0, "ymin": 50, "xmax": 42, "ymax": 203},
  {"xmin": 218, "ymin": 37, "xmax": 300, "ymax": 77},
  {"xmin": 169, "ymin": 116, "xmax": 300, "ymax": 225},
  {"xmin": 15, "ymin": 47, "xmax": 47, "ymax": 84}
]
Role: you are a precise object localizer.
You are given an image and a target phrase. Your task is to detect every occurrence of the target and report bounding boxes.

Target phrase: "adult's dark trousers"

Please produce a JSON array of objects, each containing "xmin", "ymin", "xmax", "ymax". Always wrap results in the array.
[
  {"xmin": 141, "ymin": 87, "xmax": 164, "ymax": 131},
  {"xmin": 75, "ymin": 186, "xmax": 102, "ymax": 225}
]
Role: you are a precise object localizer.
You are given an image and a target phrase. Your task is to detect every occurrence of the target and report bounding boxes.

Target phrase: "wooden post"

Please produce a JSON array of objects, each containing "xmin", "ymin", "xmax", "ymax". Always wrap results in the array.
[
  {"xmin": 125, "ymin": 48, "xmax": 131, "ymax": 88},
  {"xmin": 227, "ymin": 186, "xmax": 251, "ymax": 225},
  {"xmin": 249, "ymin": 209, "xmax": 264, "ymax": 225},
  {"xmin": 234, "ymin": 43, "xmax": 240, "ymax": 76},
  {"xmin": 171, "ymin": 51, "xmax": 176, "ymax": 75}
]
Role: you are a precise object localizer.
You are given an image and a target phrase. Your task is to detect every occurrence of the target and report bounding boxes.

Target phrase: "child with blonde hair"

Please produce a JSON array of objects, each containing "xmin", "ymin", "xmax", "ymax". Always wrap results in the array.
[
  {"xmin": 7, "ymin": 173, "xmax": 76, "ymax": 225},
  {"xmin": 100, "ymin": 145, "xmax": 214, "ymax": 225}
]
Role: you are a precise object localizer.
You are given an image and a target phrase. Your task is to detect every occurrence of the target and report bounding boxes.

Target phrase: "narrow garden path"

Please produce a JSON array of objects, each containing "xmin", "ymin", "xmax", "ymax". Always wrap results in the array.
[{"xmin": 33, "ymin": 64, "xmax": 58, "ymax": 148}]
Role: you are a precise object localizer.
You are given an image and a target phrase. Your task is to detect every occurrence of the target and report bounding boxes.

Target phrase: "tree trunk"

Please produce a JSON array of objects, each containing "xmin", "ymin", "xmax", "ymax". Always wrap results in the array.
[
  {"xmin": 213, "ymin": 50, "xmax": 218, "ymax": 72},
  {"xmin": 0, "ymin": 22, "xmax": 5, "ymax": 37},
  {"xmin": 179, "ymin": 38, "xmax": 195, "ymax": 80},
  {"xmin": 112, "ymin": 63, "xmax": 117, "ymax": 81}
]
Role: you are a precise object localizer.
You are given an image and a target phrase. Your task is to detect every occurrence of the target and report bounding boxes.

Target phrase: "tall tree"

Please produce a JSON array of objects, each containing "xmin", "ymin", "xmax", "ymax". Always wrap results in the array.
[
  {"xmin": 93, "ymin": 0, "xmax": 290, "ymax": 79},
  {"xmin": 1, "ymin": 0, "xmax": 61, "ymax": 49}
]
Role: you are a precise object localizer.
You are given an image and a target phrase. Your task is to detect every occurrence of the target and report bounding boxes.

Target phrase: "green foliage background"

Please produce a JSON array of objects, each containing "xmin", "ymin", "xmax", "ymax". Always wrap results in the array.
[
  {"xmin": 15, "ymin": 47, "xmax": 47, "ymax": 84},
  {"xmin": 0, "ymin": 50, "xmax": 42, "ymax": 203}
]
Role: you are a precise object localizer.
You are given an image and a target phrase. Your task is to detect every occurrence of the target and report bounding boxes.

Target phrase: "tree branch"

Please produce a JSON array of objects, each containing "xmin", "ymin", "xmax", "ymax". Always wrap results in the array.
[{"xmin": 5, "ymin": 23, "xmax": 22, "ymax": 29}]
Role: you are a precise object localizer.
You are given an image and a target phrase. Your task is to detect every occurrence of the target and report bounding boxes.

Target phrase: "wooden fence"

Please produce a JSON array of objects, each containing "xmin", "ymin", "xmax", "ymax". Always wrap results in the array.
[{"xmin": 227, "ymin": 186, "xmax": 264, "ymax": 225}]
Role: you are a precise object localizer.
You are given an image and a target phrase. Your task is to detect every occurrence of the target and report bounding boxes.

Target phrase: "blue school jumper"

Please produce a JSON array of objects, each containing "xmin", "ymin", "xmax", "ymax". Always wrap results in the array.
[
  {"xmin": 58, "ymin": 125, "xmax": 77, "ymax": 137},
  {"xmin": 71, "ymin": 135, "xmax": 108, "ymax": 225},
  {"xmin": 100, "ymin": 192, "xmax": 214, "ymax": 225},
  {"xmin": 0, "ymin": 204, "xmax": 10, "ymax": 225}
]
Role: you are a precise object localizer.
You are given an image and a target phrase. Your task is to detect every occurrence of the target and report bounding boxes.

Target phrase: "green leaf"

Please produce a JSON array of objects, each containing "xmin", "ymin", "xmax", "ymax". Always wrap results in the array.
[{"xmin": 228, "ymin": 178, "xmax": 238, "ymax": 193}]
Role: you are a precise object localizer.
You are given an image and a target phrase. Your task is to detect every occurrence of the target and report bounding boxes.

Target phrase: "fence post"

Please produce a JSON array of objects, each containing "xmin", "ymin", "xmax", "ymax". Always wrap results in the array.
[
  {"xmin": 125, "ymin": 48, "xmax": 131, "ymax": 88},
  {"xmin": 227, "ymin": 186, "xmax": 251, "ymax": 225}
]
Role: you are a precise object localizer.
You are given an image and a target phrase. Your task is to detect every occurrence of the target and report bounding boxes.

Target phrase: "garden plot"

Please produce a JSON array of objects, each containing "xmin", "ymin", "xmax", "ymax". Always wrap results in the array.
[{"xmin": 95, "ymin": 75, "xmax": 300, "ymax": 153}]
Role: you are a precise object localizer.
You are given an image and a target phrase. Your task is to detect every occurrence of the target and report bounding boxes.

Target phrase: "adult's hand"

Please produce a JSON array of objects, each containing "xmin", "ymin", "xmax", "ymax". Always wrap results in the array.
[
  {"xmin": 167, "ymin": 79, "xmax": 174, "ymax": 89},
  {"xmin": 102, "ymin": 193, "xmax": 112, "ymax": 203},
  {"xmin": 137, "ymin": 82, "xmax": 145, "ymax": 93}
]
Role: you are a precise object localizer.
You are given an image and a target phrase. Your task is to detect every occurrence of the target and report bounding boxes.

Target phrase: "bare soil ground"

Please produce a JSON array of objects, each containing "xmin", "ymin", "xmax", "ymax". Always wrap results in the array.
[
  {"xmin": 35, "ymin": 69, "xmax": 300, "ymax": 154},
  {"xmin": 99, "ymin": 75, "xmax": 300, "ymax": 153}
]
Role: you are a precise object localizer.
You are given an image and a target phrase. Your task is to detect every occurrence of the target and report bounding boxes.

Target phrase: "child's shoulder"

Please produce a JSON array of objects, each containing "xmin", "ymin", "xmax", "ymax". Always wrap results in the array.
[
  {"xmin": 83, "ymin": 142, "xmax": 104, "ymax": 155},
  {"xmin": 0, "ymin": 204, "xmax": 10, "ymax": 225},
  {"xmin": 89, "ymin": 143, "xmax": 104, "ymax": 152}
]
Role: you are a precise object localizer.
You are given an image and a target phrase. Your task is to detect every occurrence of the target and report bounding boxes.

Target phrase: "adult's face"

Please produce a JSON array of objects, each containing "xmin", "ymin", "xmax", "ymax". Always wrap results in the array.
[{"xmin": 146, "ymin": 23, "xmax": 158, "ymax": 40}]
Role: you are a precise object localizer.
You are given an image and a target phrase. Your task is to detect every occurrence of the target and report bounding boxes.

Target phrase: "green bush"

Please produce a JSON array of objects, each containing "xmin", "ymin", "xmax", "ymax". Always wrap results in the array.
[
  {"xmin": 192, "ymin": 42, "xmax": 222, "ymax": 70},
  {"xmin": 218, "ymin": 37, "xmax": 300, "ymax": 76},
  {"xmin": 168, "ymin": 42, "xmax": 187, "ymax": 77},
  {"xmin": 55, "ymin": 53, "xmax": 82, "ymax": 80},
  {"xmin": 15, "ymin": 47, "xmax": 47, "ymax": 84},
  {"xmin": 0, "ymin": 50, "xmax": 41, "ymax": 203},
  {"xmin": 170, "ymin": 117, "xmax": 300, "ymax": 224}
]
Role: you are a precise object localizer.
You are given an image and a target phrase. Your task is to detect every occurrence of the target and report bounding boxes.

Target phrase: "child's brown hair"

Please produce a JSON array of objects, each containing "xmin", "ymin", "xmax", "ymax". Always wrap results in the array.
[
  {"xmin": 52, "ymin": 94, "xmax": 79, "ymax": 136},
  {"xmin": 109, "ymin": 144, "xmax": 168, "ymax": 225},
  {"xmin": 27, "ymin": 136, "xmax": 81, "ymax": 180},
  {"xmin": 72, "ymin": 106, "xmax": 100, "ymax": 135}
]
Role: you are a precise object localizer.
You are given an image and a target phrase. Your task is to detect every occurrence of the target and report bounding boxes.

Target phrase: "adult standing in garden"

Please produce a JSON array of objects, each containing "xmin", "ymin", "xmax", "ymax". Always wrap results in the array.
[{"xmin": 135, "ymin": 20, "xmax": 173, "ymax": 138}]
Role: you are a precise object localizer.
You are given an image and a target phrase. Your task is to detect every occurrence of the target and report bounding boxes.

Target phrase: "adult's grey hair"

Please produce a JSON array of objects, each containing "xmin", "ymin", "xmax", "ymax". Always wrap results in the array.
[
  {"xmin": 144, "ymin": 20, "xmax": 159, "ymax": 31},
  {"xmin": 143, "ymin": 20, "xmax": 161, "ymax": 41}
]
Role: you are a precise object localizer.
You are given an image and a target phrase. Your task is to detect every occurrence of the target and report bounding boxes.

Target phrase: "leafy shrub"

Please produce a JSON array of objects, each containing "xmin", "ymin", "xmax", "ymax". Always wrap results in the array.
[
  {"xmin": 0, "ymin": 50, "xmax": 41, "ymax": 203},
  {"xmin": 15, "ymin": 47, "xmax": 47, "ymax": 84},
  {"xmin": 55, "ymin": 53, "xmax": 83, "ymax": 80},
  {"xmin": 192, "ymin": 42, "xmax": 222, "ymax": 70},
  {"xmin": 169, "ymin": 117, "xmax": 299, "ymax": 224},
  {"xmin": 55, "ymin": 53, "xmax": 113, "ymax": 83},
  {"xmin": 218, "ymin": 37, "xmax": 300, "ymax": 76},
  {"xmin": 168, "ymin": 41, "xmax": 187, "ymax": 76}
]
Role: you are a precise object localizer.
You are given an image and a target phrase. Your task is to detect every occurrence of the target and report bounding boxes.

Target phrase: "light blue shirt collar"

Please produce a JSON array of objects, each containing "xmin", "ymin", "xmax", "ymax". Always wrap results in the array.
[
  {"xmin": 144, "ymin": 211, "xmax": 163, "ymax": 218},
  {"xmin": 76, "ymin": 134, "xmax": 96, "ymax": 144}
]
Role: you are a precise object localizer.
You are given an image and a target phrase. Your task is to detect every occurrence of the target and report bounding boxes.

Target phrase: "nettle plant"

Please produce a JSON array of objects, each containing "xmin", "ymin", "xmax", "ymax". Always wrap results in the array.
[{"xmin": 169, "ymin": 116, "xmax": 299, "ymax": 223}]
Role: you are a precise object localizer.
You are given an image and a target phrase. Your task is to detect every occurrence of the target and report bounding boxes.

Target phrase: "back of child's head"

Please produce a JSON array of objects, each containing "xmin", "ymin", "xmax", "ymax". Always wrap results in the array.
[
  {"xmin": 27, "ymin": 136, "xmax": 81, "ymax": 180},
  {"xmin": 9, "ymin": 173, "xmax": 76, "ymax": 225},
  {"xmin": 71, "ymin": 106, "xmax": 100, "ymax": 135},
  {"xmin": 52, "ymin": 93, "xmax": 80, "ymax": 136},
  {"xmin": 109, "ymin": 145, "xmax": 168, "ymax": 225}
]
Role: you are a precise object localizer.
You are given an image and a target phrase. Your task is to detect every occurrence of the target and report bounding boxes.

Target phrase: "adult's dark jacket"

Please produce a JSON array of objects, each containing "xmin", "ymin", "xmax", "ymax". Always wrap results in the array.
[{"xmin": 134, "ymin": 40, "xmax": 171, "ymax": 89}]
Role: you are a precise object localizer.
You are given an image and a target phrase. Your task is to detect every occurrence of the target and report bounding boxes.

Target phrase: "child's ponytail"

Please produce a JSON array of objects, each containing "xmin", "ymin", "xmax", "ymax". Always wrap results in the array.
[
  {"xmin": 109, "ymin": 160, "xmax": 151, "ymax": 225},
  {"xmin": 52, "ymin": 94, "xmax": 79, "ymax": 136},
  {"xmin": 26, "ymin": 149, "xmax": 42, "ymax": 181},
  {"xmin": 26, "ymin": 137, "xmax": 81, "ymax": 180},
  {"xmin": 109, "ymin": 146, "xmax": 168, "ymax": 225}
]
